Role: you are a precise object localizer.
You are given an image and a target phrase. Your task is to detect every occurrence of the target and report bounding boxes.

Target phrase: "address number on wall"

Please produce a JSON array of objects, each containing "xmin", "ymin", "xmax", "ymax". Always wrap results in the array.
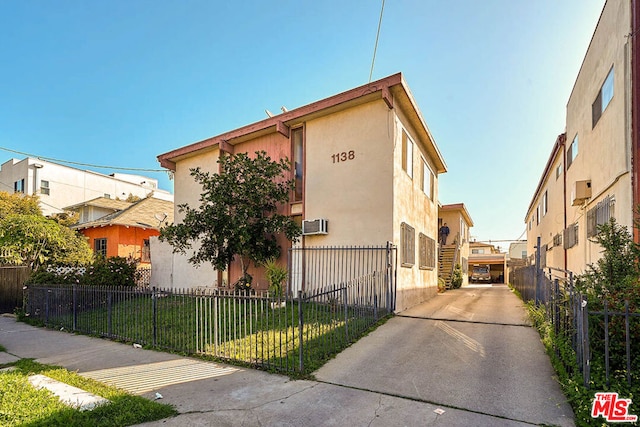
[{"xmin": 331, "ymin": 151, "xmax": 355, "ymax": 163}]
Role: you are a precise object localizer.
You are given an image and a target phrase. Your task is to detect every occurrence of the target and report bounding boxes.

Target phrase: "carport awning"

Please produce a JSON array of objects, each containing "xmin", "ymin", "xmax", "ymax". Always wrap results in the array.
[{"xmin": 469, "ymin": 255, "xmax": 505, "ymax": 265}]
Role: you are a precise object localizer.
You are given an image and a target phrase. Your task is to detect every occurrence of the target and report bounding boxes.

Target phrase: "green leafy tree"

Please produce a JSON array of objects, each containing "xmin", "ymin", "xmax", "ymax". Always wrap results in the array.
[
  {"xmin": 0, "ymin": 191, "xmax": 41, "ymax": 218},
  {"xmin": 160, "ymin": 151, "xmax": 301, "ymax": 287},
  {"xmin": 577, "ymin": 217, "xmax": 640, "ymax": 302},
  {"xmin": 0, "ymin": 214, "xmax": 92, "ymax": 269}
]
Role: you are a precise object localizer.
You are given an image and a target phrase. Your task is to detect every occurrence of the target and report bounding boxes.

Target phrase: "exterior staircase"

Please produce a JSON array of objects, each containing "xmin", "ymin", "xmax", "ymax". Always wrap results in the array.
[{"xmin": 438, "ymin": 245, "xmax": 457, "ymax": 289}]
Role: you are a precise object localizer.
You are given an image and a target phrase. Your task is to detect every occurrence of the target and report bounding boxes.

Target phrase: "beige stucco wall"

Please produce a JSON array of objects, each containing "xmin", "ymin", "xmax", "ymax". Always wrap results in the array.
[
  {"xmin": 163, "ymin": 149, "xmax": 221, "ymax": 288},
  {"xmin": 162, "ymin": 94, "xmax": 444, "ymax": 309},
  {"xmin": 564, "ymin": 0, "xmax": 632, "ymax": 274},
  {"xmin": 303, "ymin": 101, "xmax": 394, "ymax": 245},
  {"xmin": 526, "ymin": 148, "xmax": 566, "ymax": 270},
  {"xmin": 393, "ymin": 108, "xmax": 440, "ymax": 311}
]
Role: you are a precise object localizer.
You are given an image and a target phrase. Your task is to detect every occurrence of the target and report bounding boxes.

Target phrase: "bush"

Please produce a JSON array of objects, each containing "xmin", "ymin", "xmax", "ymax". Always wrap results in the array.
[
  {"xmin": 29, "ymin": 257, "xmax": 141, "ymax": 287},
  {"xmin": 263, "ymin": 258, "xmax": 287, "ymax": 298},
  {"xmin": 82, "ymin": 256, "xmax": 140, "ymax": 287},
  {"xmin": 451, "ymin": 264, "xmax": 463, "ymax": 289}
]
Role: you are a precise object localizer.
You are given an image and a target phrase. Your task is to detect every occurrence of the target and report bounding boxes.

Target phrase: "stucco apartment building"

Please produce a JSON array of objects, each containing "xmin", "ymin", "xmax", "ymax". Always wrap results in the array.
[
  {"xmin": 157, "ymin": 73, "xmax": 447, "ymax": 311},
  {"xmin": 526, "ymin": 1, "xmax": 640, "ymax": 274},
  {"xmin": 0, "ymin": 157, "xmax": 173, "ymax": 216}
]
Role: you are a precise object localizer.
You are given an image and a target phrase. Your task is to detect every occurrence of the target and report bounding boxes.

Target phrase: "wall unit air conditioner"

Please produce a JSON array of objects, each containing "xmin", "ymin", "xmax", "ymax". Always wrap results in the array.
[
  {"xmin": 571, "ymin": 180, "xmax": 592, "ymax": 206},
  {"xmin": 302, "ymin": 219, "xmax": 328, "ymax": 235}
]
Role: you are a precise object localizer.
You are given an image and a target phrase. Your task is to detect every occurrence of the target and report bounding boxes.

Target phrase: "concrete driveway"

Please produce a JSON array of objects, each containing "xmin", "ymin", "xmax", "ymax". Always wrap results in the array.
[
  {"xmin": 0, "ymin": 284, "xmax": 575, "ymax": 426},
  {"xmin": 314, "ymin": 284, "xmax": 575, "ymax": 426}
]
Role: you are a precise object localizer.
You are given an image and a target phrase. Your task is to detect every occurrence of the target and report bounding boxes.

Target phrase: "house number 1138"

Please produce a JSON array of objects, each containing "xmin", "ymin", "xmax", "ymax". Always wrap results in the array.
[{"xmin": 332, "ymin": 151, "xmax": 355, "ymax": 163}]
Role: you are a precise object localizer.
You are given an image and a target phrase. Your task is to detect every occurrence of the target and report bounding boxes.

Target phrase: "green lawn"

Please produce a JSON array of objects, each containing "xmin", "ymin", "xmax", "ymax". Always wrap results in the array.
[
  {"xmin": 0, "ymin": 359, "xmax": 177, "ymax": 427},
  {"xmin": 30, "ymin": 291, "xmax": 386, "ymax": 374}
]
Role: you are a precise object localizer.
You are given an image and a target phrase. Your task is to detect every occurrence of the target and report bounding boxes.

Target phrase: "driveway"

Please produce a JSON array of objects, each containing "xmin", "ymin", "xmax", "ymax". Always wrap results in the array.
[{"xmin": 314, "ymin": 284, "xmax": 575, "ymax": 426}]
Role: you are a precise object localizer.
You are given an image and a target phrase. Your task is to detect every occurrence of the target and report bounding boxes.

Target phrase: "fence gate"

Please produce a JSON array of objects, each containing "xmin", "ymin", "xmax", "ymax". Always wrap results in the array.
[
  {"xmin": 287, "ymin": 243, "xmax": 397, "ymax": 308},
  {"xmin": 0, "ymin": 266, "xmax": 31, "ymax": 314}
]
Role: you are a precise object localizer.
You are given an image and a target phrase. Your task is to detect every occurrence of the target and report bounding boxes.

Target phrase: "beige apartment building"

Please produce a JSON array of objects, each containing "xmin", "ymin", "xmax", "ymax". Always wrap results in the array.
[
  {"xmin": 526, "ymin": 0, "xmax": 640, "ymax": 274},
  {"xmin": 157, "ymin": 73, "xmax": 447, "ymax": 311}
]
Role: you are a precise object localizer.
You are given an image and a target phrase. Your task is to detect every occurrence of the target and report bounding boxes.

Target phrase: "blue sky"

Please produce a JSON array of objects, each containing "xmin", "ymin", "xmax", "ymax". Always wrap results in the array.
[{"xmin": 0, "ymin": 1, "xmax": 605, "ymax": 248}]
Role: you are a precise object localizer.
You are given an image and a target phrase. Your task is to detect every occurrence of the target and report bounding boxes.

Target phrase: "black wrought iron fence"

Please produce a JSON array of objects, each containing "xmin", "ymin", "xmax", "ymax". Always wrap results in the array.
[
  {"xmin": 511, "ymin": 264, "xmax": 640, "ymax": 389},
  {"xmin": 22, "ymin": 245, "xmax": 396, "ymax": 374}
]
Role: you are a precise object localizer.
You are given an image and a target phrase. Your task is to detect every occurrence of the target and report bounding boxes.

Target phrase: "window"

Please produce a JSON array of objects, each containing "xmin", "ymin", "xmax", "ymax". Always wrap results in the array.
[
  {"xmin": 419, "ymin": 233, "xmax": 436, "ymax": 269},
  {"xmin": 472, "ymin": 248, "xmax": 485, "ymax": 254},
  {"xmin": 402, "ymin": 130, "xmax": 413, "ymax": 179},
  {"xmin": 553, "ymin": 233, "xmax": 563, "ymax": 248},
  {"xmin": 14, "ymin": 179, "xmax": 24, "ymax": 193},
  {"xmin": 592, "ymin": 67, "xmax": 614, "ymax": 127},
  {"xmin": 542, "ymin": 191, "xmax": 548, "ymax": 216},
  {"xmin": 292, "ymin": 127, "xmax": 304, "ymax": 202},
  {"xmin": 400, "ymin": 222, "xmax": 415, "ymax": 267},
  {"xmin": 40, "ymin": 180, "xmax": 50, "ymax": 195},
  {"xmin": 141, "ymin": 239, "xmax": 151, "ymax": 262},
  {"xmin": 563, "ymin": 223, "xmax": 579, "ymax": 249},
  {"xmin": 587, "ymin": 195, "xmax": 615, "ymax": 237},
  {"xmin": 94, "ymin": 238, "xmax": 107, "ymax": 257},
  {"xmin": 556, "ymin": 163, "xmax": 562, "ymax": 180},
  {"xmin": 536, "ymin": 205, "xmax": 540, "ymax": 225},
  {"xmin": 104, "ymin": 194, "xmax": 111, "ymax": 199},
  {"xmin": 567, "ymin": 135, "xmax": 578, "ymax": 169},
  {"xmin": 420, "ymin": 157, "xmax": 434, "ymax": 199}
]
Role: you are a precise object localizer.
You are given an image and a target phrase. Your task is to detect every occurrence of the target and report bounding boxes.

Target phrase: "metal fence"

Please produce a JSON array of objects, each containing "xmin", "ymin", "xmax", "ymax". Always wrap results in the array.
[
  {"xmin": 511, "ymin": 263, "xmax": 640, "ymax": 388},
  {"xmin": 22, "ymin": 245, "xmax": 397, "ymax": 374}
]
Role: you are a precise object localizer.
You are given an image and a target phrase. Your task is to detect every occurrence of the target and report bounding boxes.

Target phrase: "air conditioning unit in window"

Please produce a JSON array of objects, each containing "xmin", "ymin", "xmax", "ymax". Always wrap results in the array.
[
  {"xmin": 571, "ymin": 180, "xmax": 592, "ymax": 206},
  {"xmin": 302, "ymin": 219, "xmax": 328, "ymax": 235}
]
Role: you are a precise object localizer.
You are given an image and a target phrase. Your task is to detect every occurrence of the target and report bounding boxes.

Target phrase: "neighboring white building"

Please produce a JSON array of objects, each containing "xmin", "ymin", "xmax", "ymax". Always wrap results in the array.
[{"xmin": 0, "ymin": 157, "xmax": 173, "ymax": 216}]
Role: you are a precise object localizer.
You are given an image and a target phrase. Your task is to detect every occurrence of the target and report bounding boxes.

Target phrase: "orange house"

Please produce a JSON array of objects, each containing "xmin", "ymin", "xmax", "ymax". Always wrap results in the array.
[{"xmin": 69, "ymin": 197, "xmax": 174, "ymax": 265}]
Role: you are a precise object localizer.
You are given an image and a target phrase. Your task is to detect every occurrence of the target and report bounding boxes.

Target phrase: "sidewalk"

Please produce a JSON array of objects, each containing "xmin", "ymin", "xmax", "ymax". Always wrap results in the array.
[{"xmin": 0, "ymin": 285, "xmax": 574, "ymax": 426}]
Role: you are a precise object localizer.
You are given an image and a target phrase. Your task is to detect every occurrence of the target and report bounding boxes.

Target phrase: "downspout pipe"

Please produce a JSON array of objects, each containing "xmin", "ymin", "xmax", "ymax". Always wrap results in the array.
[{"xmin": 632, "ymin": 0, "xmax": 640, "ymax": 244}]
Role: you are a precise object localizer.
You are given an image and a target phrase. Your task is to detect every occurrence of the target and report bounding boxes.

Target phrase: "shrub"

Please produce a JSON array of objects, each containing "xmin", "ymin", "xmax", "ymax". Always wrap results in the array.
[
  {"xmin": 263, "ymin": 258, "xmax": 288, "ymax": 298},
  {"xmin": 451, "ymin": 264, "xmax": 463, "ymax": 289},
  {"xmin": 82, "ymin": 256, "xmax": 140, "ymax": 287}
]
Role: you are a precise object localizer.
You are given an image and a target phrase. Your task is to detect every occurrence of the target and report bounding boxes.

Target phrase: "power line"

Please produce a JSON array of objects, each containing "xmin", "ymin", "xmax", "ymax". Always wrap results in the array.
[
  {"xmin": 369, "ymin": 0, "xmax": 385, "ymax": 83},
  {"xmin": 0, "ymin": 146, "xmax": 167, "ymax": 173}
]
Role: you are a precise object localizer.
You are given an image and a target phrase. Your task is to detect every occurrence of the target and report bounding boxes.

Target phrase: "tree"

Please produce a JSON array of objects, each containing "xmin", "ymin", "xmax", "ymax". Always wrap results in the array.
[
  {"xmin": 160, "ymin": 151, "xmax": 301, "ymax": 286},
  {"xmin": 0, "ymin": 214, "xmax": 93, "ymax": 269},
  {"xmin": 577, "ymin": 217, "xmax": 640, "ymax": 302},
  {"xmin": 0, "ymin": 191, "xmax": 41, "ymax": 218}
]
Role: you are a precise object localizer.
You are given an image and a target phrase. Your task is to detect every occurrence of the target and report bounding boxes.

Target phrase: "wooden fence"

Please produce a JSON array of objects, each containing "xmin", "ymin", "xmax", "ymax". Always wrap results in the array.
[{"xmin": 0, "ymin": 266, "xmax": 31, "ymax": 313}]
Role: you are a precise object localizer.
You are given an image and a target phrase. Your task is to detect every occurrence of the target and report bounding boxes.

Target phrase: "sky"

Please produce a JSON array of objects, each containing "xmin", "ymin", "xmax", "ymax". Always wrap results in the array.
[{"xmin": 0, "ymin": 0, "xmax": 606, "ymax": 249}]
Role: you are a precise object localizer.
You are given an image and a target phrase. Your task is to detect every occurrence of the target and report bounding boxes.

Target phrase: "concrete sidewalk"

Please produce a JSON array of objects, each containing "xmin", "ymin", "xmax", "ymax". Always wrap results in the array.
[{"xmin": 0, "ymin": 285, "xmax": 574, "ymax": 426}]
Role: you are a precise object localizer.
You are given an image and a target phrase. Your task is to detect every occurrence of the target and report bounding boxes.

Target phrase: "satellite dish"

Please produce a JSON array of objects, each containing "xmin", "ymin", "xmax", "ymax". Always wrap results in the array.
[
  {"xmin": 281, "ymin": 106, "xmax": 288, "ymax": 113},
  {"xmin": 265, "ymin": 109, "xmax": 274, "ymax": 117},
  {"xmin": 154, "ymin": 213, "xmax": 168, "ymax": 225}
]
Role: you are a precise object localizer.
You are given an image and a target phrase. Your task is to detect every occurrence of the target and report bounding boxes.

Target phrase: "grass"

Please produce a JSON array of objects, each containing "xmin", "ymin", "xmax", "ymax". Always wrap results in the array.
[
  {"xmin": 23, "ymin": 290, "xmax": 389, "ymax": 375},
  {"xmin": 0, "ymin": 359, "xmax": 177, "ymax": 427}
]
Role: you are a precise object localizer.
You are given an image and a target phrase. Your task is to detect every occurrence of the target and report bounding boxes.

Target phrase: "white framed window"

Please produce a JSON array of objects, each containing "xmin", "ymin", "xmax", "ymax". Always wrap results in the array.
[
  {"xmin": 567, "ymin": 135, "xmax": 578, "ymax": 169},
  {"xmin": 420, "ymin": 157, "xmax": 434, "ymax": 199},
  {"xmin": 592, "ymin": 66, "xmax": 614, "ymax": 127},
  {"xmin": 542, "ymin": 191, "xmax": 548, "ymax": 216},
  {"xmin": 556, "ymin": 163, "xmax": 562, "ymax": 180},
  {"xmin": 402, "ymin": 130, "xmax": 413, "ymax": 179},
  {"xmin": 40, "ymin": 180, "xmax": 50, "ymax": 195}
]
